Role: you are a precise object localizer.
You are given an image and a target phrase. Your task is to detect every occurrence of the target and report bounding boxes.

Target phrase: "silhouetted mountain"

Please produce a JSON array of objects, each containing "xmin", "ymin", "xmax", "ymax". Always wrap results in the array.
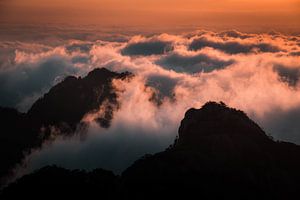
[
  {"xmin": 0, "ymin": 107, "xmax": 41, "ymax": 183},
  {"xmin": 2, "ymin": 102, "xmax": 300, "ymax": 199},
  {"xmin": 28, "ymin": 67, "xmax": 131, "ymax": 130},
  {"xmin": 0, "ymin": 68, "xmax": 131, "ymax": 184},
  {"xmin": 121, "ymin": 102, "xmax": 300, "ymax": 199},
  {"xmin": 0, "ymin": 166, "xmax": 118, "ymax": 199}
]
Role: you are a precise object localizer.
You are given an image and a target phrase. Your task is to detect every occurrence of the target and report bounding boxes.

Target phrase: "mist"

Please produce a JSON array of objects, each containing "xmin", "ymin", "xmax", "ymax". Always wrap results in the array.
[{"xmin": 2, "ymin": 30, "xmax": 300, "ymax": 178}]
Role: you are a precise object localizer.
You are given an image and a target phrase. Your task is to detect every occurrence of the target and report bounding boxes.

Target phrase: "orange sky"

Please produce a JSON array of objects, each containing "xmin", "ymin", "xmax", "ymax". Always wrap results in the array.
[{"xmin": 1, "ymin": 0, "xmax": 300, "ymax": 31}]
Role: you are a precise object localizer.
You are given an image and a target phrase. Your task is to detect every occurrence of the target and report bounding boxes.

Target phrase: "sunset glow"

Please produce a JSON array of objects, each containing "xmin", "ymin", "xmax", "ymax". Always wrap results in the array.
[{"xmin": 1, "ymin": 0, "xmax": 299, "ymax": 32}]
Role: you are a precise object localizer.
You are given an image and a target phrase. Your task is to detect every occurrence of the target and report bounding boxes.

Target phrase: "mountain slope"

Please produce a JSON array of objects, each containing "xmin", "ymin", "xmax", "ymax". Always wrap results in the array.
[
  {"xmin": 121, "ymin": 102, "xmax": 300, "ymax": 199},
  {"xmin": 2, "ymin": 102, "xmax": 300, "ymax": 199},
  {"xmin": 0, "ymin": 166, "xmax": 118, "ymax": 199},
  {"xmin": 28, "ymin": 67, "xmax": 131, "ymax": 130},
  {"xmin": 0, "ymin": 68, "xmax": 131, "ymax": 184},
  {"xmin": 0, "ymin": 107, "xmax": 39, "ymax": 181}
]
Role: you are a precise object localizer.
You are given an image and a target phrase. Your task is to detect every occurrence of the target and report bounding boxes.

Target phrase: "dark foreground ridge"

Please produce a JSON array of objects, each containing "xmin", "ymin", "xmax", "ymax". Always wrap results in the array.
[
  {"xmin": 0, "ymin": 68, "xmax": 131, "ymax": 183},
  {"xmin": 2, "ymin": 102, "xmax": 300, "ymax": 199}
]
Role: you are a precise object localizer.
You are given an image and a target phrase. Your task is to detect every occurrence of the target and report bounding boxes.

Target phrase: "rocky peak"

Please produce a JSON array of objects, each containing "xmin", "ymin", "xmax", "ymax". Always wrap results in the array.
[
  {"xmin": 177, "ymin": 101, "xmax": 271, "ymax": 148},
  {"xmin": 27, "ymin": 68, "xmax": 131, "ymax": 130}
]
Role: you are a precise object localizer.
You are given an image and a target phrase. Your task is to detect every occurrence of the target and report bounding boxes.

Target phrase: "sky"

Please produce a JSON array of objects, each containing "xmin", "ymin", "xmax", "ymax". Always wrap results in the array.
[{"xmin": 1, "ymin": 0, "xmax": 300, "ymax": 32}]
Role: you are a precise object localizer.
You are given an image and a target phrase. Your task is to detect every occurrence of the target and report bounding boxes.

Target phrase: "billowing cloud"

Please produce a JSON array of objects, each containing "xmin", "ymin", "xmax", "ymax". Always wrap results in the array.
[
  {"xmin": 189, "ymin": 36, "xmax": 282, "ymax": 54},
  {"xmin": 146, "ymin": 74, "xmax": 178, "ymax": 100},
  {"xmin": 0, "ymin": 41, "xmax": 97, "ymax": 111},
  {"xmin": 2, "ymin": 30, "xmax": 300, "ymax": 179},
  {"xmin": 16, "ymin": 77, "xmax": 179, "ymax": 177}
]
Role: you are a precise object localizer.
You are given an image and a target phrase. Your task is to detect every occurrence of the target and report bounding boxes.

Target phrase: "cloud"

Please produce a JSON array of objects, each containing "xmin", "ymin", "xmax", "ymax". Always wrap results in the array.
[
  {"xmin": 0, "ymin": 41, "xmax": 52, "ymax": 69},
  {"xmin": 19, "ymin": 77, "xmax": 179, "ymax": 176},
  {"xmin": 65, "ymin": 42, "xmax": 93, "ymax": 53},
  {"xmin": 0, "ymin": 55, "xmax": 79, "ymax": 111},
  {"xmin": 289, "ymin": 51, "xmax": 300, "ymax": 56},
  {"xmin": 2, "ymin": 31, "xmax": 298, "ymax": 113},
  {"xmin": 260, "ymin": 107, "xmax": 300, "ymax": 144},
  {"xmin": 189, "ymin": 36, "xmax": 282, "ymax": 54},
  {"xmin": 121, "ymin": 36, "xmax": 174, "ymax": 56},
  {"xmin": 71, "ymin": 55, "xmax": 91, "ymax": 64},
  {"xmin": 156, "ymin": 51, "xmax": 234, "ymax": 73},
  {"xmin": 273, "ymin": 64, "xmax": 300, "ymax": 86},
  {"xmin": 2, "ymin": 30, "xmax": 300, "ymax": 179},
  {"xmin": 146, "ymin": 74, "xmax": 178, "ymax": 101},
  {"xmin": 217, "ymin": 30, "xmax": 254, "ymax": 39},
  {"xmin": 0, "ymin": 41, "xmax": 98, "ymax": 111},
  {"xmin": 22, "ymin": 124, "xmax": 172, "ymax": 175}
]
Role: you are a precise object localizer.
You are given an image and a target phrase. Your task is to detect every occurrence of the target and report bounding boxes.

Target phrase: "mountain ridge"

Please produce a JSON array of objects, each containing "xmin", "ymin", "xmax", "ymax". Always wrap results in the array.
[
  {"xmin": 121, "ymin": 102, "xmax": 300, "ymax": 199},
  {"xmin": 0, "ymin": 68, "xmax": 132, "ymax": 183},
  {"xmin": 2, "ymin": 102, "xmax": 300, "ymax": 199}
]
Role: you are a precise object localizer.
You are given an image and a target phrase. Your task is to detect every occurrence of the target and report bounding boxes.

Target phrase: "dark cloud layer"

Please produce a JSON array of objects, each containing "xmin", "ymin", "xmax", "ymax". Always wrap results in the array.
[
  {"xmin": 66, "ymin": 43, "xmax": 93, "ymax": 53},
  {"xmin": 261, "ymin": 107, "xmax": 300, "ymax": 144},
  {"xmin": 26, "ymin": 126, "xmax": 174, "ymax": 174},
  {"xmin": 121, "ymin": 40, "xmax": 173, "ymax": 56},
  {"xmin": 274, "ymin": 64, "xmax": 300, "ymax": 86},
  {"xmin": 0, "ymin": 56, "xmax": 78, "ymax": 111},
  {"xmin": 71, "ymin": 55, "xmax": 90, "ymax": 64},
  {"xmin": 146, "ymin": 74, "xmax": 178, "ymax": 100},
  {"xmin": 156, "ymin": 52, "xmax": 234, "ymax": 73},
  {"xmin": 189, "ymin": 37, "xmax": 282, "ymax": 54},
  {"xmin": 289, "ymin": 51, "xmax": 300, "ymax": 56}
]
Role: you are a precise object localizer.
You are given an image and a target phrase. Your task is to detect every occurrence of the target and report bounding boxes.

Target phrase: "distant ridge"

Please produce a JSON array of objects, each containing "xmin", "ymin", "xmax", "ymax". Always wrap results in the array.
[{"xmin": 2, "ymin": 102, "xmax": 300, "ymax": 199}]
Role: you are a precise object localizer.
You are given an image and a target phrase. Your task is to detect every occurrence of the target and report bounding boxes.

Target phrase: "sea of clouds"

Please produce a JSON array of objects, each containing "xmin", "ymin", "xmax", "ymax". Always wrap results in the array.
[{"xmin": 1, "ymin": 29, "xmax": 300, "ymax": 176}]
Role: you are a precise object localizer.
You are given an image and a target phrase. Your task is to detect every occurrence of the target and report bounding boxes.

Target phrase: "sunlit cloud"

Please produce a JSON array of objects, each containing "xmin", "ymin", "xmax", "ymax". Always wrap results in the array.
[{"xmin": 2, "ymin": 30, "xmax": 300, "ymax": 179}]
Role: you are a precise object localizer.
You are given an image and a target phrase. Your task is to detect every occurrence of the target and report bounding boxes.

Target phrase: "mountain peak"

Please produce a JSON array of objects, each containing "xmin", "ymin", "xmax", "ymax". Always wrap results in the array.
[
  {"xmin": 27, "ymin": 68, "xmax": 132, "ymax": 130},
  {"xmin": 85, "ymin": 67, "xmax": 133, "ymax": 82},
  {"xmin": 0, "ymin": 68, "xmax": 133, "ymax": 184},
  {"xmin": 3, "ymin": 101, "xmax": 300, "ymax": 199},
  {"xmin": 120, "ymin": 102, "xmax": 300, "ymax": 199},
  {"xmin": 86, "ymin": 67, "xmax": 117, "ymax": 79},
  {"xmin": 177, "ymin": 101, "xmax": 270, "ymax": 148}
]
